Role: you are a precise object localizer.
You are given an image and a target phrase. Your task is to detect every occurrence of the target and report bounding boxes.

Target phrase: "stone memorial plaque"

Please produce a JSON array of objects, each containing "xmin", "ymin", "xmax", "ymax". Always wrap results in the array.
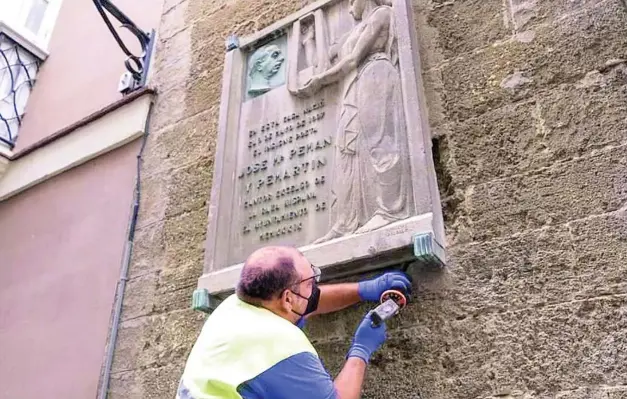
[{"xmin": 200, "ymin": 0, "xmax": 446, "ymax": 294}]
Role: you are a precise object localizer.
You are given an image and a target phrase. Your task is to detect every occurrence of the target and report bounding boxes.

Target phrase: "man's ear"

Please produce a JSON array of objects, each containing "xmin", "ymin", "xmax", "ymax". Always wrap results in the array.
[
  {"xmin": 254, "ymin": 58, "xmax": 264, "ymax": 72},
  {"xmin": 280, "ymin": 289, "xmax": 293, "ymax": 312}
]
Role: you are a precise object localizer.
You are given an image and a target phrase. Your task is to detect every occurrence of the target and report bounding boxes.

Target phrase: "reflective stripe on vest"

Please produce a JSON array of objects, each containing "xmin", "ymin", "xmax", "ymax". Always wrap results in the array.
[{"xmin": 178, "ymin": 294, "xmax": 318, "ymax": 399}]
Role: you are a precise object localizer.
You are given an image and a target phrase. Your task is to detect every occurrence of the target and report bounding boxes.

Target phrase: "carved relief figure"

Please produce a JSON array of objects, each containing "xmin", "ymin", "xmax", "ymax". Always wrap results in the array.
[
  {"xmin": 294, "ymin": 0, "xmax": 413, "ymax": 244},
  {"xmin": 247, "ymin": 44, "xmax": 286, "ymax": 97},
  {"xmin": 301, "ymin": 23, "xmax": 318, "ymax": 69}
]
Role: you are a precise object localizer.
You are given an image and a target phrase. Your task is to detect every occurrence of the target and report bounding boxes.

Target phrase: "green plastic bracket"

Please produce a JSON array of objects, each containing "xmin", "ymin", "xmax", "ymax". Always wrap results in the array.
[
  {"xmin": 413, "ymin": 232, "xmax": 446, "ymax": 268},
  {"xmin": 192, "ymin": 288, "xmax": 222, "ymax": 314}
]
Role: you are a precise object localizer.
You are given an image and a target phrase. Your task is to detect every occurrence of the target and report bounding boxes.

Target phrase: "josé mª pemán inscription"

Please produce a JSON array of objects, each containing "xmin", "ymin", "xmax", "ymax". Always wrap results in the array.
[{"xmin": 199, "ymin": 0, "xmax": 446, "ymax": 295}]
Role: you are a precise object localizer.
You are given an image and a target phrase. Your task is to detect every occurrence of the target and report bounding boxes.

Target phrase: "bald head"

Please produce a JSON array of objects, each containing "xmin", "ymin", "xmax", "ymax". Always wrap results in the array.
[{"xmin": 236, "ymin": 246, "xmax": 305, "ymax": 305}]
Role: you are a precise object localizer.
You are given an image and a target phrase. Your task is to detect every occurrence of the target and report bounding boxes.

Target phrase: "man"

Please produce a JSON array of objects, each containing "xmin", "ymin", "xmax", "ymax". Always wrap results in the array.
[
  {"xmin": 247, "ymin": 44, "xmax": 285, "ymax": 97},
  {"xmin": 177, "ymin": 245, "xmax": 412, "ymax": 399}
]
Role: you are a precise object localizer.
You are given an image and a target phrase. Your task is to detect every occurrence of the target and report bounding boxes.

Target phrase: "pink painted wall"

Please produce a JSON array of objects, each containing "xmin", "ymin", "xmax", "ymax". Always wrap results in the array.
[
  {"xmin": 0, "ymin": 140, "xmax": 141, "ymax": 398},
  {"xmin": 15, "ymin": 0, "xmax": 163, "ymax": 151}
]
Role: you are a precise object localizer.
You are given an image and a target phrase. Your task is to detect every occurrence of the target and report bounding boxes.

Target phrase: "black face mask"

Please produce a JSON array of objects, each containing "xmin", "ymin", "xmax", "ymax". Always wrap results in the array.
[{"xmin": 291, "ymin": 283, "xmax": 320, "ymax": 317}]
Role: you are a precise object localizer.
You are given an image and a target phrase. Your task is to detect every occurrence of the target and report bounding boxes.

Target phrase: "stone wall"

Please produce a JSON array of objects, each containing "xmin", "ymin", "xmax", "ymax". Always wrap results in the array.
[{"xmin": 109, "ymin": 0, "xmax": 627, "ymax": 397}]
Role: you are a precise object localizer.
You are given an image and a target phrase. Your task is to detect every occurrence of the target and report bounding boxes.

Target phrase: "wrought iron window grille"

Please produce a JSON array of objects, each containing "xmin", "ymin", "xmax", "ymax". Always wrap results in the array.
[
  {"xmin": 92, "ymin": 0, "xmax": 156, "ymax": 94},
  {"xmin": 0, "ymin": 33, "xmax": 41, "ymax": 149}
]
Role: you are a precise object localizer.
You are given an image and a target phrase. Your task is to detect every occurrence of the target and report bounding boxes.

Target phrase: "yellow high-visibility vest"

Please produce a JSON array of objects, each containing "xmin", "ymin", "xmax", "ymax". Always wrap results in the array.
[{"xmin": 177, "ymin": 294, "xmax": 318, "ymax": 399}]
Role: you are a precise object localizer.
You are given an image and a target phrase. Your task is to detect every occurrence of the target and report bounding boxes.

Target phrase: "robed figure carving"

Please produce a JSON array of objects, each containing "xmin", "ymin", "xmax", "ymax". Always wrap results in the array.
[{"xmin": 292, "ymin": 0, "xmax": 413, "ymax": 244}]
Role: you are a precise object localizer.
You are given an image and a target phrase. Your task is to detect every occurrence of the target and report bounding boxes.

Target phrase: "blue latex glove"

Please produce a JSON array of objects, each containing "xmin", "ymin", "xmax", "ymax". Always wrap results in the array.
[
  {"xmin": 347, "ymin": 311, "xmax": 387, "ymax": 363},
  {"xmin": 357, "ymin": 270, "xmax": 412, "ymax": 302}
]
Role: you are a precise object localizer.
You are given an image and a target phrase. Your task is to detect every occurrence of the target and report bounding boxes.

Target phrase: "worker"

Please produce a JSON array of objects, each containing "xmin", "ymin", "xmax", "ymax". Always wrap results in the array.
[{"xmin": 176, "ymin": 245, "xmax": 412, "ymax": 399}]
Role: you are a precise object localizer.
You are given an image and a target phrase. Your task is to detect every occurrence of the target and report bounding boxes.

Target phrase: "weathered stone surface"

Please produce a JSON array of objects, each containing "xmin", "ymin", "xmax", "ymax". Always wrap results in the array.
[
  {"xmin": 444, "ymin": 209, "xmax": 627, "ymax": 313},
  {"xmin": 441, "ymin": 0, "xmax": 627, "ymax": 122},
  {"xmin": 191, "ymin": 0, "xmax": 301, "ymax": 51},
  {"xmin": 447, "ymin": 65, "xmax": 627, "ymax": 185},
  {"xmin": 151, "ymin": 83, "xmax": 188, "ymax": 133},
  {"xmin": 508, "ymin": 0, "xmax": 604, "ymax": 32},
  {"xmin": 109, "ymin": 363, "xmax": 185, "ymax": 399},
  {"xmin": 163, "ymin": 208, "xmax": 208, "ymax": 267},
  {"xmin": 555, "ymin": 386, "xmax": 623, "ymax": 399},
  {"xmin": 422, "ymin": 68, "xmax": 447, "ymax": 129},
  {"xmin": 462, "ymin": 145, "xmax": 627, "ymax": 241},
  {"xmin": 128, "ymin": 222, "xmax": 166, "ymax": 279},
  {"xmin": 111, "ymin": 310, "xmax": 205, "ymax": 373},
  {"xmin": 153, "ymin": 25, "xmax": 192, "ymax": 85},
  {"xmin": 425, "ymin": 0, "xmax": 510, "ymax": 60},
  {"xmin": 135, "ymin": 175, "xmax": 167, "ymax": 230},
  {"xmin": 136, "ymin": 155, "xmax": 213, "ymax": 229},
  {"xmin": 316, "ymin": 296, "xmax": 627, "ymax": 399},
  {"xmin": 163, "ymin": 158, "xmax": 213, "ymax": 218},
  {"xmin": 145, "ymin": 107, "xmax": 218, "ymax": 179},
  {"xmin": 412, "ymin": 4, "xmax": 445, "ymax": 72},
  {"xmin": 129, "ymin": 208, "xmax": 206, "ymax": 279},
  {"xmin": 160, "ymin": 0, "xmax": 189, "ymax": 41},
  {"xmin": 122, "ymin": 261, "xmax": 202, "ymax": 321},
  {"xmin": 122, "ymin": 272, "xmax": 159, "ymax": 321}
]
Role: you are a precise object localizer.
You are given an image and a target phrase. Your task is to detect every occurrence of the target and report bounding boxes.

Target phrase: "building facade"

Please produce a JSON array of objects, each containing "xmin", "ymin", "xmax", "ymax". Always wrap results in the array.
[
  {"xmin": 0, "ymin": 0, "xmax": 161, "ymax": 397},
  {"xmin": 1, "ymin": 0, "xmax": 627, "ymax": 398}
]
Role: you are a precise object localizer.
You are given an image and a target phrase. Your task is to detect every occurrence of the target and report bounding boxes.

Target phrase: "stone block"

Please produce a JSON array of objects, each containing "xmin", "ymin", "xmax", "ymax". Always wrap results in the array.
[
  {"xmin": 130, "ymin": 208, "xmax": 205, "ymax": 279},
  {"xmin": 441, "ymin": 0, "xmax": 627, "ymax": 122},
  {"xmin": 607, "ymin": 387, "xmax": 627, "ymax": 399},
  {"xmin": 135, "ymin": 175, "xmax": 167, "ymax": 230},
  {"xmin": 425, "ymin": 0, "xmax": 511, "ymax": 61},
  {"xmin": 111, "ymin": 310, "xmax": 205, "ymax": 373},
  {"xmin": 138, "ymin": 156, "xmax": 214, "ymax": 227},
  {"xmin": 154, "ymin": 25, "xmax": 192, "ymax": 77},
  {"xmin": 462, "ymin": 145, "xmax": 627, "ymax": 241},
  {"xmin": 315, "ymin": 296, "xmax": 627, "ymax": 399},
  {"xmin": 156, "ymin": 262, "xmax": 204, "ymax": 311},
  {"xmin": 555, "ymin": 387, "xmax": 618, "ymax": 399},
  {"xmin": 305, "ymin": 302, "xmax": 372, "ymax": 343},
  {"xmin": 122, "ymin": 272, "xmax": 159, "ymax": 321},
  {"xmin": 412, "ymin": 3, "xmax": 445, "ymax": 72},
  {"xmin": 160, "ymin": 0, "xmax": 189, "ymax": 41},
  {"xmin": 184, "ymin": 68, "xmax": 224, "ymax": 126},
  {"xmin": 163, "ymin": 0, "xmax": 187, "ymax": 15},
  {"xmin": 109, "ymin": 363, "xmax": 185, "ymax": 399},
  {"xmin": 508, "ymin": 0, "xmax": 605, "ymax": 32},
  {"xmin": 447, "ymin": 64, "xmax": 627, "ymax": 185},
  {"xmin": 568, "ymin": 209, "xmax": 627, "ymax": 296},
  {"xmin": 446, "ymin": 99, "xmax": 537, "ymax": 186},
  {"xmin": 443, "ymin": 209, "xmax": 627, "ymax": 314},
  {"xmin": 164, "ymin": 158, "xmax": 213, "ymax": 218},
  {"xmin": 190, "ymin": 0, "xmax": 301, "ymax": 52},
  {"xmin": 422, "ymin": 68, "xmax": 447, "ymax": 128},
  {"xmin": 129, "ymin": 222, "xmax": 166, "ymax": 279},
  {"xmin": 149, "ymin": 109, "xmax": 217, "ymax": 176},
  {"xmin": 151, "ymin": 84, "xmax": 188, "ymax": 133},
  {"xmin": 122, "ymin": 261, "xmax": 204, "ymax": 321},
  {"xmin": 153, "ymin": 42, "xmax": 192, "ymax": 94},
  {"xmin": 164, "ymin": 208, "xmax": 208, "ymax": 268}
]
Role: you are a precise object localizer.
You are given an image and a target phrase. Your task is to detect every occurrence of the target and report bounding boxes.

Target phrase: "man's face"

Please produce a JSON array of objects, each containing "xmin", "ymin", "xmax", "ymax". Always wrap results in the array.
[
  {"xmin": 293, "ymin": 254, "xmax": 316, "ymax": 298},
  {"xmin": 259, "ymin": 45, "xmax": 285, "ymax": 79}
]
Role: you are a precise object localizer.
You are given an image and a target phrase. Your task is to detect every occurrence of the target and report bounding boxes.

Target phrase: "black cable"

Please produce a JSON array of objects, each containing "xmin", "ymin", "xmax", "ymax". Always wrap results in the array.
[{"xmin": 98, "ymin": 97, "xmax": 154, "ymax": 399}]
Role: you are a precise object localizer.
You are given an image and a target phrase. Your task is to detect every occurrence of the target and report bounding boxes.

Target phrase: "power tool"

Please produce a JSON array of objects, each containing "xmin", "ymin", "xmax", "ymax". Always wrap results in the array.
[{"xmin": 370, "ymin": 289, "xmax": 408, "ymax": 327}]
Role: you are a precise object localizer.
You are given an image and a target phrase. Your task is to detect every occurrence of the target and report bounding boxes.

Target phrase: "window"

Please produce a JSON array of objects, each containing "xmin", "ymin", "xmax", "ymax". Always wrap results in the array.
[
  {"xmin": 0, "ymin": 0, "xmax": 63, "ymax": 49},
  {"xmin": 0, "ymin": 0, "xmax": 60, "ymax": 147}
]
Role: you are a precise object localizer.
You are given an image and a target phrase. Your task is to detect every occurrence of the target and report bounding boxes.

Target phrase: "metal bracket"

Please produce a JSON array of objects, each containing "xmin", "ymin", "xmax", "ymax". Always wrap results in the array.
[
  {"xmin": 413, "ymin": 232, "xmax": 446, "ymax": 268},
  {"xmin": 192, "ymin": 288, "xmax": 223, "ymax": 314},
  {"xmin": 225, "ymin": 34, "xmax": 240, "ymax": 52},
  {"xmin": 92, "ymin": 0, "xmax": 156, "ymax": 93}
]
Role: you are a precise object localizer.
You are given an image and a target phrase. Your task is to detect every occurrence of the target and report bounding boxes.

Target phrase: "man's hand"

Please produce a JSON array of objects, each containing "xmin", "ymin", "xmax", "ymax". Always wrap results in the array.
[
  {"xmin": 347, "ymin": 311, "xmax": 387, "ymax": 363},
  {"xmin": 357, "ymin": 270, "xmax": 412, "ymax": 302}
]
